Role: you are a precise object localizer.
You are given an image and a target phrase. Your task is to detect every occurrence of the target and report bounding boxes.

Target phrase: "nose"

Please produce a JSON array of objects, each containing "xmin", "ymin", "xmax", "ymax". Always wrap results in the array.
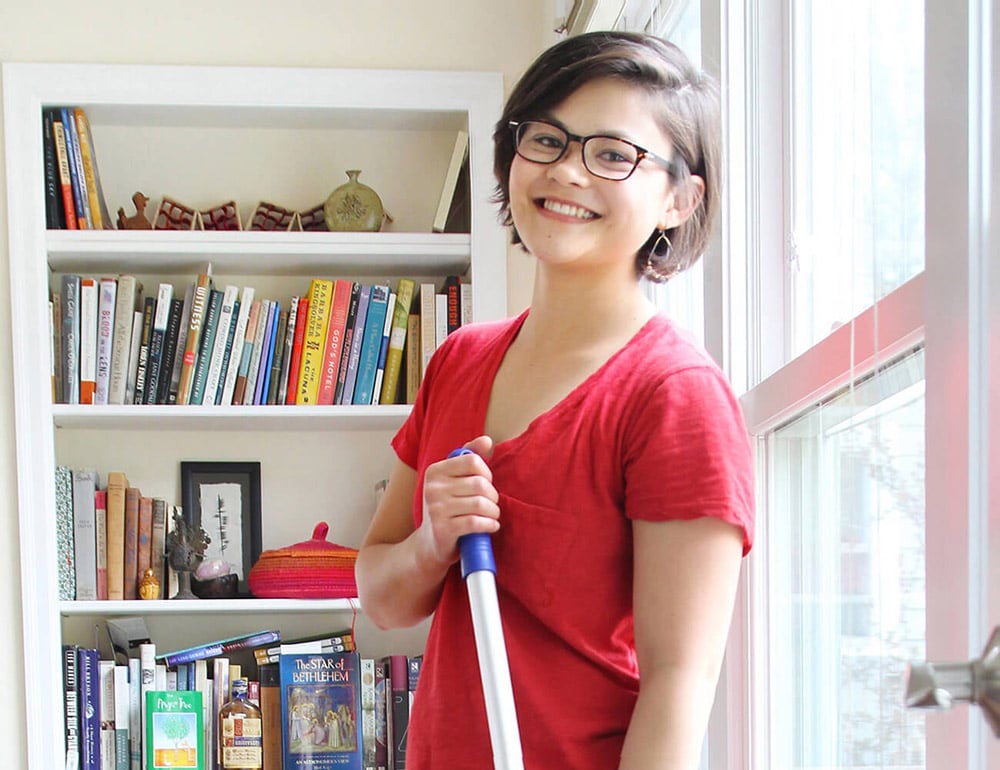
[{"xmin": 546, "ymin": 139, "xmax": 590, "ymax": 184}]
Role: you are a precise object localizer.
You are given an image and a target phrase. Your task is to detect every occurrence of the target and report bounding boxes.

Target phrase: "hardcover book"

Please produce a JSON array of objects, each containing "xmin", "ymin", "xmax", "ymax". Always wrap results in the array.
[
  {"xmin": 145, "ymin": 690, "xmax": 204, "ymax": 770},
  {"xmin": 42, "ymin": 108, "xmax": 65, "ymax": 229},
  {"xmin": 54, "ymin": 465, "xmax": 75, "ymax": 601},
  {"xmin": 296, "ymin": 279, "xmax": 335, "ymax": 404},
  {"xmin": 95, "ymin": 276, "xmax": 117, "ymax": 404},
  {"xmin": 279, "ymin": 650, "xmax": 363, "ymax": 770},
  {"xmin": 176, "ymin": 271, "xmax": 213, "ymax": 405},
  {"xmin": 378, "ymin": 279, "xmax": 415, "ymax": 406}
]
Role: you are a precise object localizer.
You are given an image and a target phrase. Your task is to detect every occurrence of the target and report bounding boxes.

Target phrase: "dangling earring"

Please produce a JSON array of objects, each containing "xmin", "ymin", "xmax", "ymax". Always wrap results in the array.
[{"xmin": 646, "ymin": 229, "xmax": 672, "ymax": 270}]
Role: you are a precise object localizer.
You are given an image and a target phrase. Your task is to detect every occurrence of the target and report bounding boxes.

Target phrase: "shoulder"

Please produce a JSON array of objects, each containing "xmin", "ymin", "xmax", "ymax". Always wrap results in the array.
[{"xmin": 619, "ymin": 314, "xmax": 730, "ymax": 393}]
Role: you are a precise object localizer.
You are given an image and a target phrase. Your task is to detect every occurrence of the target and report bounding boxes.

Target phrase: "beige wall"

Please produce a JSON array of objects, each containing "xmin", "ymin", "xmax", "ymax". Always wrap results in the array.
[{"xmin": 0, "ymin": 2, "xmax": 545, "ymax": 763}]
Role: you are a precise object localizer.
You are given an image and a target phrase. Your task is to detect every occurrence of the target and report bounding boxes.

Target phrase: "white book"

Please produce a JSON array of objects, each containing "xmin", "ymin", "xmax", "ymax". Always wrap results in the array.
[
  {"xmin": 143, "ymin": 282, "xmax": 173, "ymax": 405},
  {"xmin": 98, "ymin": 660, "xmax": 115, "ymax": 770},
  {"xmin": 94, "ymin": 277, "xmax": 117, "ymax": 405},
  {"xmin": 242, "ymin": 299, "xmax": 271, "ymax": 406},
  {"xmin": 219, "ymin": 286, "xmax": 255, "ymax": 406},
  {"xmin": 71, "ymin": 469, "xmax": 99, "ymax": 601},
  {"xmin": 419, "ymin": 282, "xmax": 436, "ymax": 377},
  {"xmin": 461, "ymin": 282, "xmax": 473, "ymax": 326},
  {"xmin": 433, "ymin": 129, "xmax": 469, "ymax": 232},
  {"xmin": 154, "ymin": 664, "xmax": 167, "ymax": 690},
  {"xmin": 371, "ymin": 291, "xmax": 396, "ymax": 404},
  {"xmin": 108, "ymin": 276, "xmax": 140, "ymax": 405},
  {"xmin": 79, "ymin": 278, "xmax": 98, "ymax": 404},
  {"xmin": 113, "ymin": 664, "xmax": 130, "ymax": 770},
  {"xmin": 193, "ymin": 660, "xmax": 210, "ymax": 768},
  {"xmin": 203, "ymin": 284, "xmax": 239, "ymax": 404},
  {"xmin": 435, "ymin": 293, "xmax": 448, "ymax": 349},
  {"xmin": 124, "ymin": 310, "xmax": 143, "ymax": 405},
  {"xmin": 127, "ymin": 658, "xmax": 140, "ymax": 770},
  {"xmin": 138, "ymin": 643, "xmax": 156, "ymax": 769},
  {"xmin": 276, "ymin": 296, "xmax": 299, "ymax": 405}
]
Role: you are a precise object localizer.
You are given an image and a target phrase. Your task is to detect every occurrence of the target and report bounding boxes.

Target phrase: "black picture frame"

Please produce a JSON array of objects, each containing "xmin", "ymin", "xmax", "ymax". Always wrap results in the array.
[{"xmin": 180, "ymin": 461, "xmax": 262, "ymax": 596}]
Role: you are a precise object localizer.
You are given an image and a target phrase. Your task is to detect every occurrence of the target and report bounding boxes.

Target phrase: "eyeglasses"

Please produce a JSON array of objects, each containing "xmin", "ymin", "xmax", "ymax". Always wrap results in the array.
[{"xmin": 509, "ymin": 119, "xmax": 677, "ymax": 181}]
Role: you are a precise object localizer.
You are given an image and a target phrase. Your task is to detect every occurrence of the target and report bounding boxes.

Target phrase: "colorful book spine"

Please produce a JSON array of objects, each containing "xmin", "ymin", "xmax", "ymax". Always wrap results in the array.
[
  {"xmin": 352, "ymin": 284, "xmax": 391, "ymax": 405},
  {"xmin": 316, "ymin": 279, "xmax": 353, "ymax": 405},
  {"xmin": 361, "ymin": 657, "xmax": 377, "ymax": 770},
  {"xmin": 176, "ymin": 271, "xmax": 213, "ymax": 405},
  {"xmin": 78, "ymin": 647, "xmax": 102, "ymax": 770},
  {"xmin": 145, "ymin": 690, "xmax": 204, "ymax": 770},
  {"xmin": 242, "ymin": 298, "xmax": 272, "ymax": 406},
  {"xmin": 51, "ymin": 115, "xmax": 78, "ymax": 229},
  {"xmin": 166, "ymin": 284, "xmax": 194, "ymax": 404},
  {"xmin": 73, "ymin": 108, "xmax": 105, "ymax": 230},
  {"xmin": 113, "ymin": 664, "xmax": 130, "ymax": 770},
  {"xmin": 157, "ymin": 630, "xmax": 281, "ymax": 667},
  {"xmin": 60, "ymin": 274, "xmax": 81, "ymax": 404},
  {"xmin": 232, "ymin": 300, "xmax": 262, "ymax": 406},
  {"xmin": 339, "ymin": 284, "xmax": 371, "ymax": 405},
  {"xmin": 254, "ymin": 299, "xmax": 279, "ymax": 405},
  {"xmin": 189, "ymin": 287, "xmax": 223, "ymax": 405},
  {"xmin": 203, "ymin": 284, "xmax": 239, "ymax": 405},
  {"xmin": 79, "ymin": 277, "xmax": 98, "ymax": 404},
  {"xmin": 389, "ymin": 655, "xmax": 408, "ymax": 770},
  {"xmin": 61, "ymin": 107, "xmax": 89, "ymax": 229},
  {"xmin": 266, "ymin": 308, "xmax": 289, "ymax": 405},
  {"xmin": 124, "ymin": 310, "xmax": 144, "ymax": 406},
  {"xmin": 369, "ymin": 292, "xmax": 395, "ymax": 404},
  {"xmin": 296, "ymin": 279, "xmax": 335, "ymax": 404},
  {"xmin": 379, "ymin": 279, "xmax": 415, "ymax": 405},
  {"xmin": 419, "ymin": 283, "xmax": 436, "ymax": 378},
  {"xmin": 55, "ymin": 465, "xmax": 75, "ymax": 601},
  {"xmin": 276, "ymin": 298, "xmax": 299, "ymax": 405},
  {"xmin": 132, "ymin": 296, "xmax": 155, "ymax": 405},
  {"xmin": 123, "ymin": 486, "xmax": 141, "ymax": 601},
  {"xmin": 285, "ymin": 296, "xmax": 309, "ymax": 404},
  {"xmin": 136, "ymin": 495, "xmax": 153, "ymax": 590},
  {"xmin": 220, "ymin": 286, "xmax": 255, "ymax": 406}
]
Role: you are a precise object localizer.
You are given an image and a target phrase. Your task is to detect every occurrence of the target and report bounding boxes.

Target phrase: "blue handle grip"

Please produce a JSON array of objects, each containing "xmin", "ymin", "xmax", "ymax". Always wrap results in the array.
[{"xmin": 448, "ymin": 448, "xmax": 497, "ymax": 579}]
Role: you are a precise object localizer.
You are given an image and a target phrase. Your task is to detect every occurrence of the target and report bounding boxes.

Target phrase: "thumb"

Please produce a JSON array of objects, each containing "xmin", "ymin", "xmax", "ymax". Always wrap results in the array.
[{"xmin": 463, "ymin": 434, "xmax": 495, "ymax": 459}]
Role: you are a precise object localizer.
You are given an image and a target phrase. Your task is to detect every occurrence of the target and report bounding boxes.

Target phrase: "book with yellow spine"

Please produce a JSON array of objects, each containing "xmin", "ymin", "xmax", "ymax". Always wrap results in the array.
[
  {"xmin": 379, "ymin": 278, "xmax": 416, "ymax": 405},
  {"xmin": 295, "ymin": 278, "xmax": 334, "ymax": 404}
]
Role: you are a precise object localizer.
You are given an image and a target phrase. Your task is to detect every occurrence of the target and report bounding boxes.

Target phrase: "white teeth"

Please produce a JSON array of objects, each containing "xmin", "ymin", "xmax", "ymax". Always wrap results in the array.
[{"xmin": 542, "ymin": 199, "xmax": 596, "ymax": 220}]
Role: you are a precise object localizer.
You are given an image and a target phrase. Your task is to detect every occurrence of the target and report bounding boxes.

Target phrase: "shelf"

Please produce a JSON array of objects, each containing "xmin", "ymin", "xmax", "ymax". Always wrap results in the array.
[
  {"xmin": 61, "ymin": 597, "xmax": 360, "ymax": 616},
  {"xmin": 46, "ymin": 230, "xmax": 473, "ymax": 277},
  {"xmin": 52, "ymin": 403, "xmax": 412, "ymax": 431}
]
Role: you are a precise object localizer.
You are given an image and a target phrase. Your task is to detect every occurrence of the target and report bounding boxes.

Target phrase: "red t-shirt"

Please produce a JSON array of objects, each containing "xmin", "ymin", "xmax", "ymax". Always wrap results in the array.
[{"xmin": 393, "ymin": 310, "xmax": 754, "ymax": 770}]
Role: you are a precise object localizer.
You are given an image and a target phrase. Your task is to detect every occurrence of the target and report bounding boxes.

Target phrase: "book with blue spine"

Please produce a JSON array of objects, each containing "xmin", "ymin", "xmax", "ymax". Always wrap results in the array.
[
  {"xmin": 351, "ymin": 285, "xmax": 390, "ymax": 405},
  {"xmin": 339, "ymin": 285, "xmax": 371, "ymax": 405},
  {"xmin": 78, "ymin": 646, "xmax": 102, "ymax": 770},
  {"xmin": 156, "ymin": 629, "xmax": 281, "ymax": 667},
  {"xmin": 279, "ymin": 650, "xmax": 363, "ymax": 770}
]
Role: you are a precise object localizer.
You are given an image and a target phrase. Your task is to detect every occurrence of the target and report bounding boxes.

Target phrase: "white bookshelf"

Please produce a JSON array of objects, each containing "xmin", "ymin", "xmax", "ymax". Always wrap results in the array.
[{"xmin": 3, "ymin": 61, "xmax": 505, "ymax": 770}]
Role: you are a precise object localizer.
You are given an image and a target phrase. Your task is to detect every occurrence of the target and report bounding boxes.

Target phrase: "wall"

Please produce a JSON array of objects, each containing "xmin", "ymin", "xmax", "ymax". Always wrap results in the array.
[{"xmin": 0, "ymin": 1, "xmax": 548, "ymax": 764}]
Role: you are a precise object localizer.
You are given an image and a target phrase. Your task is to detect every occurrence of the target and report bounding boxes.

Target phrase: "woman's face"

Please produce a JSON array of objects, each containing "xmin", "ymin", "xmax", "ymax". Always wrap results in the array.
[{"xmin": 508, "ymin": 77, "xmax": 684, "ymax": 277}]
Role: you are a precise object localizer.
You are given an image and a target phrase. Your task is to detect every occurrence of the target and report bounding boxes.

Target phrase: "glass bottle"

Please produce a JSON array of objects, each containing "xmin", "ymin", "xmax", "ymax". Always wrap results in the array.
[{"xmin": 219, "ymin": 677, "xmax": 263, "ymax": 770}]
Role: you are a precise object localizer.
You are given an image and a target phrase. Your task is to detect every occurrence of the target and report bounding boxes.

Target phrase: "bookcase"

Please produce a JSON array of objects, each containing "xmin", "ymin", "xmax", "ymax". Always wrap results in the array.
[{"xmin": 2, "ymin": 62, "xmax": 506, "ymax": 770}]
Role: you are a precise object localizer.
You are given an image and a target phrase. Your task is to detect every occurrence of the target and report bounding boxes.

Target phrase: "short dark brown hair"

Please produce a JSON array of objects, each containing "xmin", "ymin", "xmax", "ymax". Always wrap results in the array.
[{"xmin": 493, "ymin": 31, "xmax": 721, "ymax": 282}]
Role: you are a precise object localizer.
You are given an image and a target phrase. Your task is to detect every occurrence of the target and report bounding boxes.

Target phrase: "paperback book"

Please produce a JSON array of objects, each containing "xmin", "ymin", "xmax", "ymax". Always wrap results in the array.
[{"xmin": 145, "ymin": 690, "xmax": 204, "ymax": 770}]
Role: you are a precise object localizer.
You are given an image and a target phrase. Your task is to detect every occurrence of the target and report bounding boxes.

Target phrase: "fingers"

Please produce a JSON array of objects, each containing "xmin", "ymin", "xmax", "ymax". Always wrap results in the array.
[{"xmin": 463, "ymin": 434, "xmax": 495, "ymax": 459}]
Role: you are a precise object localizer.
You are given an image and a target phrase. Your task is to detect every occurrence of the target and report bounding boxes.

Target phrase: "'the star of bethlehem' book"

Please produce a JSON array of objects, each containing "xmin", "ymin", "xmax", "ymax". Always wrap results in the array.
[{"xmin": 279, "ymin": 650, "xmax": 363, "ymax": 769}]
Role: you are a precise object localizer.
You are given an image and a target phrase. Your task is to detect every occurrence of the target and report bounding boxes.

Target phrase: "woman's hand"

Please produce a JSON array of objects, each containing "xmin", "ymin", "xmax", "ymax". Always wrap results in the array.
[{"xmin": 417, "ymin": 435, "xmax": 500, "ymax": 566}]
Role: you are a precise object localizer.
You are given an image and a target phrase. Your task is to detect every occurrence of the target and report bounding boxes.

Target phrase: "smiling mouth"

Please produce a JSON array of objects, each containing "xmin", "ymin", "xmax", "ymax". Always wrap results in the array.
[{"xmin": 540, "ymin": 199, "xmax": 598, "ymax": 220}]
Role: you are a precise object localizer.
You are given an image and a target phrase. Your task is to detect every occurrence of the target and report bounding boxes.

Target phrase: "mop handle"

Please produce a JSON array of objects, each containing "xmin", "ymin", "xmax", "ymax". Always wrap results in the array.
[{"xmin": 448, "ymin": 448, "xmax": 525, "ymax": 770}]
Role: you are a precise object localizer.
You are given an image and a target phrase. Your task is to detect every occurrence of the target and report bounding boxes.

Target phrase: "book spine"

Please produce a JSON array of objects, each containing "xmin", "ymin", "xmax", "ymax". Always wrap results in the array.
[
  {"xmin": 60, "ymin": 275, "xmax": 81, "ymax": 404},
  {"xmin": 390, "ymin": 655, "xmax": 408, "ymax": 770},
  {"xmin": 371, "ymin": 291, "xmax": 396, "ymax": 405},
  {"xmin": 353, "ymin": 284, "xmax": 391, "ymax": 405},
  {"xmin": 242, "ymin": 298, "xmax": 271, "ymax": 406},
  {"xmin": 42, "ymin": 108, "xmax": 64, "ymax": 229},
  {"xmin": 443, "ymin": 275, "xmax": 461, "ymax": 333},
  {"xmin": 156, "ymin": 298, "xmax": 184, "ymax": 405},
  {"xmin": 316, "ymin": 280, "xmax": 352, "ymax": 405},
  {"xmin": 433, "ymin": 129, "xmax": 469, "ymax": 232},
  {"xmin": 189, "ymin": 287, "xmax": 223, "ymax": 405},
  {"xmin": 361, "ymin": 657, "xmax": 377, "ymax": 770},
  {"xmin": 259, "ymin": 664, "xmax": 281, "ymax": 770},
  {"xmin": 253, "ymin": 299, "xmax": 278, "ymax": 405},
  {"xmin": 51, "ymin": 117, "xmax": 78, "ymax": 229},
  {"xmin": 340, "ymin": 283, "xmax": 371, "ymax": 405},
  {"xmin": 159, "ymin": 630, "xmax": 281, "ymax": 667},
  {"xmin": 135, "ymin": 496, "xmax": 153, "ymax": 589},
  {"xmin": 74, "ymin": 108, "xmax": 104, "ymax": 229},
  {"xmin": 176, "ymin": 272, "xmax": 213, "ymax": 405},
  {"xmin": 220, "ymin": 286, "xmax": 255, "ymax": 405},
  {"xmin": 98, "ymin": 660, "xmax": 115, "ymax": 770},
  {"xmin": 284, "ymin": 296, "xmax": 309, "ymax": 404},
  {"xmin": 167, "ymin": 283, "xmax": 194, "ymax": 404},
  {"xmin": 142, "ymin": 283, "xmax": 173, "ymax": 405},
  {"xmin": 63, "ymin": 644, "xmax": 80, "ymax": 769},
  {"xmin": 405, "ymin": 312, "xmax": 421, "ymax": 403},
  {"xmin": 52, "ymin": 291, "xmax": 63, "ymax": 403},
  {"xmin": 203, "ymin": 284, "xmax": 239, "ymax": 404},
  {"xmin": 95, "ymin": 489, "xmax": 108, "ymax": 600},
  {"xmin": 266, "ymin": 308, "xmax": 289, "ymax": 405},
  {"xmin": 77, "ymin": 109, "xmax": 113, "ymax": 229},
  {"xmin": 61, "ymin": 107, "xmax": 89, "ymax": 229},
  {"xmin": 138, "ymin": 644, "xmax": 155, "ymax": 769},
  {"xmin": 296, "ymin": 279, "xmax": 335, "ymax": 404},
  {"xmin": 79, "ymin": 278, "xmax": 98, "ymax": 404},
  {"xmin": 108, "ymin": 276, "xmax": 138, "ymax": 405},
  {"xmin": 132, "ymin": 296, "xmax": 155, "ymax": 405},
  {"xmin": 105, "ymin": 472, "xmax": 128, "ymax": 601},
  {"xmin": 232, "ymin": 300, "xmax": 261, "ymax": 406},
  {"xmin": 123, "ymin": 487, "xmax": 140, "ymax": 601},
  {"xmin": 55, "ymin": 466, "xmax": 76, "ymax": 601},
  {"xmin": 78, "ymin": 648, "xmax": 101, "ymax": 770},
  {"xmin": 379, "ymin": 279, "xmax": 416, "ymax": 405},
  {"xmin": 72, "ymin": 469, "xmax": 99, "ymax": 601},
  {"xmin": 113, "ymin": 665, "xmax": 130, "ymax": 770},
  {"xmin": 123, "ymin": 311, "xmax": 143, "ymax": 406},
  {"xmin": 419, "ymin": 283, "xmax": 436, "ymax": 379},
  {"xmin": 276, "ymin": 297, "xmax": 298, "ymax": 405}
]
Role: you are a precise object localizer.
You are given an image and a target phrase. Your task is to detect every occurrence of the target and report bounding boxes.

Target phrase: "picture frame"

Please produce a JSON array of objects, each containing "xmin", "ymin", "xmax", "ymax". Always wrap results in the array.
[{"xmin": 180, "ymin": 461, "xmax": 262, "ymax": 596}]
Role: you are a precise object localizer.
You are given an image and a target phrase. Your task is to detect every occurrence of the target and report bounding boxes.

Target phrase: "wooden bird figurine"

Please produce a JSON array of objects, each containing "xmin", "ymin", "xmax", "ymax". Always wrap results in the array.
[{"xmin": 117, "ymin": 191, "xmax": 153, "ymax": 230}]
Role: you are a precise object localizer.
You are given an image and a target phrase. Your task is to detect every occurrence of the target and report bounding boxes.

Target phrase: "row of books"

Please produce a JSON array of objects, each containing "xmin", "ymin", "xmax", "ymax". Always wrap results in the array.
[
  {"xmin": 63, "ymin": 627, "xmax": 419, "ymax": 770},
  {"xmin": 51, "ymin": 271, "xmax": 472, "ymax": 407},
  {"xmin": 55, "ymin": 465, "xmax": 182, "ymax": 603},
  {"xmin": 42, "ymin": 105, "xmax": 113, "ymax": 230}
]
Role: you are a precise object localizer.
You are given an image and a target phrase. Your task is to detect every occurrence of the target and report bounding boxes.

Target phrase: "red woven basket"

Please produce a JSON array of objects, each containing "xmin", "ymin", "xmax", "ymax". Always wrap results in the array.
[{"xmin": 248, "ymin": 522, "xmax": 358, "ymax": 599}]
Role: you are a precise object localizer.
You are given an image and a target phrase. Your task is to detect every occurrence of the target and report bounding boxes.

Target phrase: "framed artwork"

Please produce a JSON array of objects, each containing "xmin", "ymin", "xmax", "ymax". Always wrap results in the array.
[{"xmin": 180, "ymin": 461, "xmax": 262, "ymax": 596}]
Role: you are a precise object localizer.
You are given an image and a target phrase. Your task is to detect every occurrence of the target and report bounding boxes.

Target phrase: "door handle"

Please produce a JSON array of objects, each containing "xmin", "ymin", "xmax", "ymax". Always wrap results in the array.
[{"xmin": 905, "ymin": 626, "xmax": 1000, "ymax": 737}]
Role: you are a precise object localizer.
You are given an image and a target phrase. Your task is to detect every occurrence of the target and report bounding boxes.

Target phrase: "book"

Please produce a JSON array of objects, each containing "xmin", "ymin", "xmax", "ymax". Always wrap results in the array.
[
  {"xmin": 332, "ymin": 283, "xmax": 361, "ymax": 405},
  {"xmin": 259, "ymin": 664, "xmax": 281, "ymax": 770},
  {"xmin": 176, "ymin": 270, "xmax": 213, "ymax": 405},
  {"xmin": 460, "ymin": 282, "xmax": 473, "ymax": 328},
  {"xmin": 316, "ymin": 280, "xmax": 353, "ymax": 405},
  {"xmin": 276, "ymin": 297, "xmax": 299, "ymax": 405},
  {"xmin": 99, "ymin": 659, "xmax": 116, "ymax": 770},
  {"xmin": 136, "ymin": 495, "xmax": 154, "ymax": 590},
  {"xmin": 156, "ymin": 298, "xmax": 185, "ymax": 405},
  {"xmin": 61, "ymin": 106, "xmax": 90, "ymax": 229},
  {"xmin": 285, "ymin": 296, "xmax": 309, "ymax": 404},
  {"xmin": 253, "ymin": 299, "xmax": 279, "ymax": 405},
  {"xmin": 242, "ymin": 298, "xmax": 272, "ymax": 406},
  {"xmin": 42, "ymin": 108, "xmax": 65, "ymax": 229},
  {"xmin": 352, "ymin": 284, "xmax": 390, "ymax": 405},
  {"xmin": 143, "ymin": 283, "xmax": 174, "ymax": 405},
  {"xmin": 405, "ymin": 312, "xmax": 421, "ymax": 404},
  {"xmin": 189, "ymin": 287, "xmax": 223, "ymax": 405},
  {"xmin": 72, "ymin": 468, "xmax": 99, "ymax": 601},
  {"xmin": 132, "ymin": 296, "xmax": 155, "ymax": 405},
  {"xmin": 60, "ymin": 274, "xmax": 81, "ymax": 404},
  {"xmin": 51, "ymin": 115, "xmax": 78, "ymax": 229},
  {"xmin": 339, "ymin": 284, "xmax": 371, "ymax": 406},
  {"xmin": 108, "ymin": 275, "xmax": 141, "ymax": 405},
  {"xmin": 105, "ymin": 471, "xmax": 129, "ymax": 601},
  {"xmin": 296, "ymin": 279, "xmax": 335, "ymax": 404},
  {"xmin": 220, "ymin": 286, "xmax": 255, "ymax": 406},
  {"xmin": 432, "ymin": 129, "xmax": 469, "ymax": 233},
  {"xmin": 360, "ymin": 658, "xmax": 376, "ymax": 770},
  {"xmin": 418, "ymin": 283, "xmax": 436, "ymax": 378},
  {"xmin": 266, "ymin": 308, "xmax": 289, "ymax": 405},
  {"xmin": 113, "ymin": 665, "xmax": 130, "ymax": 770},
  {"xmin": 253, "ymin": 629, "xmax": 354, "ymax": 663},
  {"xmin": 167, "ymin": 284, "xmax": 194, "ymax": 404},
  {"xmin": 156, "ymin": 630, "xmax": 281, "ymax": 667},
  {"xmin": 370, "ymin": 291, "xmax": 396, "ymax": 405},
  {"xmin": 202, "ymin": 284, "xmax": 239, "ymax": 406},
  {"xmin": 78, "ymin": 647, "xmax": 102, "ymax": 770},
  {"xmin": 279, "ymin": 650, "xmax": 363, "ymax": 769},
  {"xmin": 388, "ymin": 655, "xmax": 408, "ymax": 770},
  {"xmin": 442, "ymin": 275, "xmax": 461, "ymax": 335},
  {"xmin": 129, "ymin": 658, "xmax": 142, "ymax": 770},
  {"xmin": 63, "ymin": 644, "xmax": 81, "ymax": 770},
  {"xmin": 52, "ymin": 292, "xmax": 63, "ymax": 403},
  {"xmin": 54, "ymin": 465, "xmax": 75, "ymax": 601},
  {"xmin": 124, "ymin": 310, "xmax": 144, "ymax": 406},
  {"xmin": 378, "ymin": 279, "xmax": 415, "ymax": 405},
  {"xmin": 79, "ymin": 277, "xmax": 98, "ymax": 404},
  {"xmin": 145, "ymin": 690, "xmax": 204, "ymax": 770},
  {"xmin": 373, "ymin": 659, "xmax": 389, "ymax": 770},
  {"xmin": 95, "ymin": 489, "xmax": 108, "ymax": 600},
  {"xmin": 150, "ymin": 498, "xmax": 168, "ymax": 592},
  {"xmin": 73, "ymin": 108, "xmax": 106, "ymax": 230},
  {"xmin": 123, "ymin": 486, "xmax": 141, "ymax": 600},
  {"xmin": 232, "ymin": 300, "xmax": 262, "ymax": 406},
  {"xmin": 74, "ymin": 108, "xmax": 113, "ymax": 230},
  {"xmin": 211, "ymin": 658, "xmax": 231, "ymax": 766},
  {"xmin": 443, "ymin": 152, "xmax": 471, "ymax": 233}
]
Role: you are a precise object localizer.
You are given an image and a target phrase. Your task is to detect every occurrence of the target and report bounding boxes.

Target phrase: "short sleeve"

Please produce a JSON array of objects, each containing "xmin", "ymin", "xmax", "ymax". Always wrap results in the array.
[{"xmin": 622, "ymin": 365, "xmax": 755, "ymax": 554}]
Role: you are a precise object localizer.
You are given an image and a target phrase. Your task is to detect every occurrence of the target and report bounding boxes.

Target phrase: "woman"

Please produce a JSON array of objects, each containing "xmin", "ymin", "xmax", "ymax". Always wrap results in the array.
[{"xmin": 356, "ymin": 30, "xmax": 754, "ymax": 770}]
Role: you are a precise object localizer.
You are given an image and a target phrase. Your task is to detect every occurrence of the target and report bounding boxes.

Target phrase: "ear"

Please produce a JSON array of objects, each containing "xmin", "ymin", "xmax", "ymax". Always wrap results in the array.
[{"xmin": 658, "ymin": 174, "xmax": 705, "ymax": 230}]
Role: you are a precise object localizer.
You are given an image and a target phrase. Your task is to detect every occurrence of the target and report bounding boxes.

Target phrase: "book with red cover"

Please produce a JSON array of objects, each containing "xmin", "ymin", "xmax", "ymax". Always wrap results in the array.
[
  {"xmin": 123, "ymin": 486, "xmax": 141, "ymax": 600},
  {"xmin": 316, "ymin": 279, "xmax": 354, "ymax": 405},
  {"xmin": 284, "ymin": 296, "xmax": 309, "ymax": 405}
]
